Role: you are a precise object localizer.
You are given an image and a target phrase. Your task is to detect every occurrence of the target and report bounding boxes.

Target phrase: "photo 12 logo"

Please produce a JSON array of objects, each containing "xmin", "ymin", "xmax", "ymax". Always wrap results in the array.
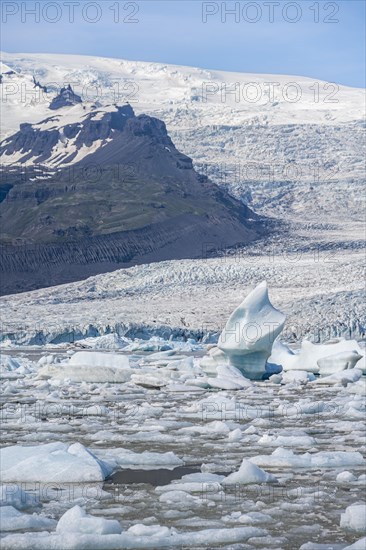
[
  {"xmin": 202, "ymin": 2, "xmax": 340, "ymax": 24},
  {"xmin": 2, "ymin": 1, "xmax": 140, "ymax": 24}
]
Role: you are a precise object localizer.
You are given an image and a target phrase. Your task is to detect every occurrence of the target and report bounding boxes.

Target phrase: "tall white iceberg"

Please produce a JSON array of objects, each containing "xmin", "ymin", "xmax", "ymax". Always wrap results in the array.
[{"xmin": 217, "ymin": 282, "xmax": 286, "ymax": 380}]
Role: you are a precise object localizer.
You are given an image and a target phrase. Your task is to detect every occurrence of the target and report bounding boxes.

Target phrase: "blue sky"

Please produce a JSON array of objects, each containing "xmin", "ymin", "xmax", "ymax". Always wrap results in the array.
[{"xmin": 1, "ymin": 0, "xmax": 365, "ymax": 87}]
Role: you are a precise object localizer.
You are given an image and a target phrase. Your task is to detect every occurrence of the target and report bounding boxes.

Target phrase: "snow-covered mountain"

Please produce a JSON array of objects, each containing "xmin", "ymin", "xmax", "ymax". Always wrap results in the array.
[
  {"xmin": 0, "ymin": 99, "xmax": 264, "ymax": 294},
  {"xmin": 1, "ymin": 52, "xmax": 365, "ymax": 220}
]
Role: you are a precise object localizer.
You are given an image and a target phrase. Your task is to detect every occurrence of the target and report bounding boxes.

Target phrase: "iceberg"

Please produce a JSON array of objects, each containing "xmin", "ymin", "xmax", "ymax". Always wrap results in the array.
[
  {"xmin": 0, "ymin": 442, "xmax": 114, "ymax": 483},
  {"xmin": 217, "ymin": 282, "xmax": 286, "ymax": 380}
]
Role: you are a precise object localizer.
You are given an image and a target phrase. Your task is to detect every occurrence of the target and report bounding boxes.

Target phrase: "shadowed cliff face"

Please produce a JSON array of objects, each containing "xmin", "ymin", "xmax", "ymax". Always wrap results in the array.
[{"xmin": 0, "ymin": 104, "xmax": 267, "ymax": 295}]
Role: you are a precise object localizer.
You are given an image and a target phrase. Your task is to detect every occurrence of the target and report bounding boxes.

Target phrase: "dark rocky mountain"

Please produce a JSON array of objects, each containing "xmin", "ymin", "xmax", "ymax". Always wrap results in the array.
[
  {"xmin": 49, "ymin": 84, "xmax": 82, "ymax": 110},
  {"xmin": 0, "ymin": 103, "xmax": 267, "ymax": 295}
]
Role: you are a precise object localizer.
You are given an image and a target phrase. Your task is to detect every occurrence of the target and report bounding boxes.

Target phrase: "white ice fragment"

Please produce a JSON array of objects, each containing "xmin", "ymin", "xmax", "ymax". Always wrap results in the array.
[
  {"xmin": 317, "ymin": 351, "xmax": 362, "ymax": 376},
  {"xmin": 0, "ymin": 485, "xmax": 39, "ymax": 511},
  {"xmin": 336, "ymin": 471, "xmax": 357, "ymax": 483},
  {"xmin": 199, "ymin": 347, "xmax": 230, "ymax": 375},
  {"xmin": 0, "ymin": 506, "xmax": 56, "ymax": 532},
  {"xmin": 68, "ymin": 351, "xmax": 130, "ymax": 369},
  {"xmin": 314, "ymin": 369, "xmax": 362, "ymax": 386},
  {"xmin": 131, "ymin": 374, "xmax": 167, "ymax": 388},
  {"xmin": 222, "ymin": 459, "xmax": 278, "ymax": 485},
  {"xmin": 257, "ymin": 433, "xmax": 316, "ymax": 447},
  {"xmin": 281, "ymin": 370, "xmax": 315, "ymax": 384},
  {"xmin": 282, "ymin": 338, "xmax": 365, "ymax": 374},
  {"xmin": 268, "ymin": 341, "xmax": 300, "ymax": 372},
  {"xmin": 343, "ymin": 537, "xmax": 366, "ymax": 549},
  {"xmin": 127, "ymin": 524, "xmax": 172, "ymax": 537},
  {"xmin": 0, "ymin": 442, "xmax": 114, "ymax": 482},
  {"xmin": 38, "ymin": 353, "xmax": 132, "ymax": 383},
  {"xmin": 228, "ymin": 428, "xmax": 242, "ymax": 441},
  {"xmin": 251, "ymin": 448, "xmax": 365, "ymax": 469},
  {"xmin": 56, "ymin": 505, "xmax": 122, "ymax": 535},
  {"xmin": 340, "ymin": 504, "xmax": 366, "ymax": 534},
  {"xmin": 94, "ymin": 447, "xmax": 183, "ymax": 468}
]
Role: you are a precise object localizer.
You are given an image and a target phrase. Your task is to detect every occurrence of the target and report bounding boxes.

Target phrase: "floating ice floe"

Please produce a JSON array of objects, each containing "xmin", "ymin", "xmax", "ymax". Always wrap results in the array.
[
  {"xmin": 280, "ymin": 370, "xmax": 316, "ymax": 384},
  {"xmin": 268, "ymin": 340, "xmax": 301, "ymax": 372},
  {"xmin": 200, "ymin": 347, "xmax": 230, "ymax": 375},
  {"xmin": 343, "ymin": 538, "xmax": 366, "ymax": 550},
  {"xmin": 201, "ymin": 282, "xmax": 286, "ymax": 380},
  {"xmin": 38, "ymin": 351, "xmax": 132, "ymax": 383},
  {"xmin": 73, "ymin": 333, "xmax": 128, "ymax": 350},
  {"xmin": 56, "ymin": 505, "xmax": 122, "ymax": 535},
  {"xmin": 0, "ymin": 442, "xmax": 114, "ymax": 482},
  {"xmin": 0, "ymin": 526, "xmax": 267, "ymax": 549},
  {"xmin": 94, "ymin": 447, "xmax": 183, "ymax": 469},
  {"xmin": 345, "ymin": 378, "xmax": 366, "ymax": 395},
  {"xmin": 317, "ymin": 350, "xmax": 363, "ymax": 376},
  {"xmin": 251, "ymin": 448, "xmax": 365, "ymax": 469},
  {"xmin": 0, "ymin": 506, "xmax": 56, "ymax": 532},
  {"xmin": 336, "ymin": 471, "xmax": 357, "ymax": 483},
  {"xmin": 124, "ymin": 337, "xmax": 173, "ymax": 352},
  {"xmin": 314, "ymin": 369, "xmax": 362, "ymax": 386},
  {"xmin": 155, "ymin": 472, "xmax": 225, "ymax": 495},
  {"xmin": 340, "ymin": 503, "xmax": 366, "ymax": 533},
  {"xmin": 257, "ymin": 432, "xmax": 316, "ymax": 447},
  {"xmin": 207, "ymin": 364, "xmax": 253, "ymax": 390},
  {"xmin": 222, "ymin": 459, "xmax": 278, "ymax": 485},
  {"xmin": 0, "ymin": 485, "xmax": 40, "ymax": 511},
  {"xmin": 274, "ymin": 338, "xmax": 365, "ymax": 374}
]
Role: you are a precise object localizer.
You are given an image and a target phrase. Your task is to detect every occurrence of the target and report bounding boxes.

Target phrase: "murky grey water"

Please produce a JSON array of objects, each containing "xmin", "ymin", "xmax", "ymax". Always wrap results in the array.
[{"xmin": 106, "ymin": 466, "xmax": 201, "ymax": 486}]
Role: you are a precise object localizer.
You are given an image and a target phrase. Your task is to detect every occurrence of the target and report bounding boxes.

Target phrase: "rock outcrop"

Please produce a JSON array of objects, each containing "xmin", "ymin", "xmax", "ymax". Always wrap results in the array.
[{"xmin": 49, "ymin": 84, "xmax": 82, "ymax": 110}]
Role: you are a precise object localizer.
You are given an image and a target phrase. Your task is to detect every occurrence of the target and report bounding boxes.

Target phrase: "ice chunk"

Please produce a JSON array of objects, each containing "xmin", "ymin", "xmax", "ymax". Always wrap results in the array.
[
  {"xmin": 257, "ymin": 433, "xmax": 316, "ymax": 447},
  {"xmin": 199, "ymin": 346, "xmax": 230, "ymax": 375},
  {"xmin": 0, "ymin": 442, "xmax": 114, "ymax": 482},
  {"xmin": 343, "ymin": 537, "xmax": 366, "ymax": 549},
  {"xmin": 68, "ymin": 351, "xmax": 130, "ymax": 369},
  {"xmin": 222, "ymin": 459, "xmax": 278, "ymax": 485},
  {"xmin": 127, "ymin": 524, "xmax": 172, "ymax": 537},
  {"xmin": 37, "ymin": 351, "xmax": 132, "ymax": 382},
  {"xmin": 217, "ymin": 282, "xmax": 286, "ymax": 380},
  {"xmin": 0, "ymin": 506, "xmax": 56, "ymax": 531},
  {"xmin": 214, "ymin": 365, "xmax": 253, "ymax": 388},
  {"xmin": 281, "ymin": 370, "xmax": 316, "ymax": 384},
  {"xmin": 336, "ymin": 471, "xmax": 357, "ymax": 483},
  {"xmin": 131, "ymin": 373, "xmax": 168, "ymax": 388},
  {"xmin": 0, "ymin": 485, "xmax": 39, "ymax": 510},
  {"xmin": 317, "ymin": 351, "xmax": 362, "ymax": 376},
  {"xmin": 283, "ymin": 338, "xmax": 365, "ymax": 373},
  {"xmin": 251, "ymin": 448, "xmax": 365, "ymax": 468},
  {"xmin": 94, "ymin": 447, "xmax": 183, "ymax": 468},
  {"xmin": 340, "ymin": 504, "xmax": 366, "ymax": 533},
  {"xmin": 56, "ymin": 505, "xmax": 122, "ymax": 535},
  {"xmin": 314, "ymin": 369, "xmax": 362, "ymax": 386},
  {"xmin": 0, "ymin": 526, "xmax": 268, "ymax": 548},
  {"xmin": 38, "ymin": 362, "xmax": 131, "ymax": 383},
  {"xmin": 268, "ymin": 340, "xmax": 300, "ymax": 371}
]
